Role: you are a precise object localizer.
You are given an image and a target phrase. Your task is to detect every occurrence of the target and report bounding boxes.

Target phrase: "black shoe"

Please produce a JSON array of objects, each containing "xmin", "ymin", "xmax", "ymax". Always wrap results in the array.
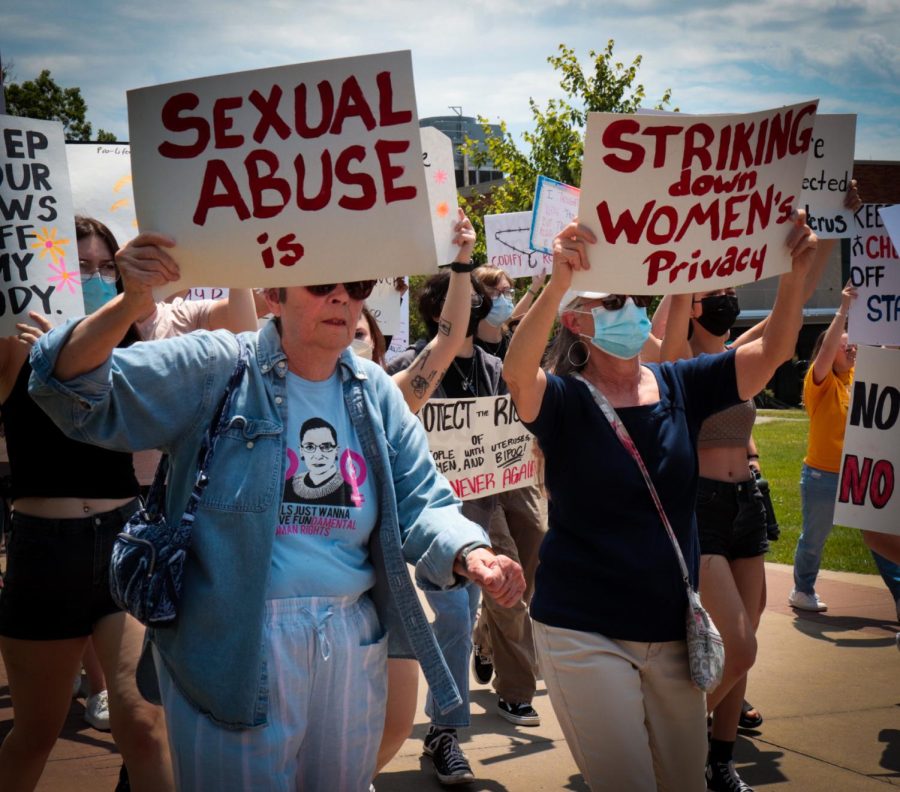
[
  {"xmin": 497, "ymin": 698, "xmax": 541, "ymax": 726},
  {"xmin": 114, "ymin": 764, "xmax": 131, "ymax": 792},
  {"xmin": 738, "ymin": 700, "xmax": 763, "ymax": 730},
  {"xmin": 472, "ymin": 645, "xmax": 493, "ymax": 685},
  {"xmin": 423, "ymin": 726, "xmax": 475, "ymax": 785},
  {"xmin": 705, "ymin": 759, "xmax": 753, "ymax": 792}
]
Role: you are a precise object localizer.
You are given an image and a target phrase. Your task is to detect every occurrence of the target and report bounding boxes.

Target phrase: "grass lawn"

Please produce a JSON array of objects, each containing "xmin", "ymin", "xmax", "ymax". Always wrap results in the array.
[{"xmin": 754, "ymin": 408, "xmax": 880, "ymax": 575}]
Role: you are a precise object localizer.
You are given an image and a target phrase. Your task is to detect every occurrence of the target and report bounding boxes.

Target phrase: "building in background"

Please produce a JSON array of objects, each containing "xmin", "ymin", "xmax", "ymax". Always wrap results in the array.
[{"xmin": 420, "ymin": 115, "xmax": 503, "ymax": 189}]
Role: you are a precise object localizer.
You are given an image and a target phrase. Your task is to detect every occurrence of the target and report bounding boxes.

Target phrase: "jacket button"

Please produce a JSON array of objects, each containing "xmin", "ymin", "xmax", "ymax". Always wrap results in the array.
[
  {"xmin": 274, "ymin": 396, "xmax": 283, "ymax": 405},
  {"xmin": 246, "ymin": 441, "xmax": 254, "ymax": 449}
]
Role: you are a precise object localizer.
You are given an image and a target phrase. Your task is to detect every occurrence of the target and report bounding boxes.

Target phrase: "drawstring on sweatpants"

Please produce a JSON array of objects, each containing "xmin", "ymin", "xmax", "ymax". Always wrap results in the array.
[{"xmin": 303, "ymin": 606, "xmax": 334, "ymax": 661}]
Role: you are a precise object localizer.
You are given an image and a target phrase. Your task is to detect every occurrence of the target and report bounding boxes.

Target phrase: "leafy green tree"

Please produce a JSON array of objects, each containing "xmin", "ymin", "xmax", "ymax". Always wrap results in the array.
[{"xmin": 4, "ymin": 69, "xmax": 116, "ymax": 142}]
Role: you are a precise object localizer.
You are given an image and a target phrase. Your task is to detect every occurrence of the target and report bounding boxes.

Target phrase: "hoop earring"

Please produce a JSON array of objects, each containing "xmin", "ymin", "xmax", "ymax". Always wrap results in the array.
[{"xmin": 566, "ymin": 339, "xmax": 590, "ymax": 368}]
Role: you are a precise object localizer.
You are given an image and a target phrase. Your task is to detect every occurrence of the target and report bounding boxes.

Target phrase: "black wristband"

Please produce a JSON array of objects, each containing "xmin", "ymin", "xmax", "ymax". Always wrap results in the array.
[{"xmin": 449, "ymin": 261, "xmax": 476, "ymax": 273}]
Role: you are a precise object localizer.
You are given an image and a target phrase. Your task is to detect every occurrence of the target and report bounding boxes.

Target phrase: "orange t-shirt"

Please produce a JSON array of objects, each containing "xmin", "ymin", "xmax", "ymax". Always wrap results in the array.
[{"xmin": 803, "ymin": 365, "xmax": 854, "ymax": 473}]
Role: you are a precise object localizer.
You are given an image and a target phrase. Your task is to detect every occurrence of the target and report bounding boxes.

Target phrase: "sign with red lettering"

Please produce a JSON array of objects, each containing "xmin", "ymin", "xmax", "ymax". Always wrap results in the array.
[
  {"xmin": 484, "ymin": 211, "xmax": 551, "ymax": 278},
  {"xmin": 848, "ymin": 204, "xmax": 900, "ymax": 346},
  {"xmin": 833, "ymin": 345, "xmax": 899, "ymax": 536},
  {"xmin": 418, "ymin": 395, "xmax": 539, "ymax": 500},
  {"xmin": 799, "ymin": 114, "xmax": 856, "ymax": 240},
  {"xmin": 1, "ymin": 116, "xmax": 82, "ymax": 335},
  {"xmin": 127, "ymin": 51, "xmax": 436, "ymax": 294},
  {"xmin": 574, "ymin": 102, "xmax": 818, "ymax": 294}
]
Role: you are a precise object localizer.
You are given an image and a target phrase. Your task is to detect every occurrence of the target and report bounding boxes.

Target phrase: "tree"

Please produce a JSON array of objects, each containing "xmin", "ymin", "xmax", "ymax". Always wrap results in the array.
[{"xmin": 4, "ymin": 69, "xmax": 116, "ymax": 142}]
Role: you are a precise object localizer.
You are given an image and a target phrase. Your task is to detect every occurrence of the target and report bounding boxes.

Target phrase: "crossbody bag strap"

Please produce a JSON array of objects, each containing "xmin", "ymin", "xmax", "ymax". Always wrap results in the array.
[{"xmin": 573, "ymin": 373, "xmax": 692, "ymax": 589}]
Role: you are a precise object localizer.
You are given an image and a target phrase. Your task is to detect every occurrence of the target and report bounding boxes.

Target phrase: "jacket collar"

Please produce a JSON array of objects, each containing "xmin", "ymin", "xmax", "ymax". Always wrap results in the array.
[{"xmin": 255, "ymin": 319, "xmax": 367, "ymax": 382}]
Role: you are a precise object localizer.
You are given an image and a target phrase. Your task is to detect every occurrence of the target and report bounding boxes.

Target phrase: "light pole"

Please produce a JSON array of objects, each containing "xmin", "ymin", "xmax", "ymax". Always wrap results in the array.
[{"xmin": 448, "ymin": 105, "xmax": 469, "ymax": 187}]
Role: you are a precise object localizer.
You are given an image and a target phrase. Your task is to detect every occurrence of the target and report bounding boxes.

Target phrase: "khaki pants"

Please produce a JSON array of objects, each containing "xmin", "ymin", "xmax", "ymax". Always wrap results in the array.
[
  {"xmin": 472, "ymin": 484, "xmax": 546, "ymax": 703},
  {"xmin": 534, "ymin": 621, "xmax": 707, "ymax": 792}
]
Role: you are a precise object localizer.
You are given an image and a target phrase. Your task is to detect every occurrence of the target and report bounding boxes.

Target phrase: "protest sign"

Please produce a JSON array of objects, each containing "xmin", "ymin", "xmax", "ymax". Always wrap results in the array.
[
  {"xmin": 128, "ymin": 51, "xmax": 437, "ymax": 295},
  {"xmin": 575, "ymin": 101, "xmax": 818, "ymax": 294},
  {"xmin": 366, "ymin": 278, "xmax": 403, "ymax": 336},
  {"xmin": 418, "ymin": 395, "xmax": 538, "ymax": 500},
  {"xmin": 833, "ymin": 345, "xmax": 900, "ymax": 536},
  {"xmin": 1, "ymin": 116, "xmax": 82, "ymax": 335},
  {"xmin": 799, "ymin": 114, "xmax": 856, "ymax": 240},
  {"xmin": 385, "ymin": 292, "xmax": 409, "ymax": 362},
  {"xmin": 65, "ymin": 142, "xmax": 137, "ymax": 247},
  {"xmin": 530, "ymin": 176, "xmax": 580, "ymax": 255},
  {"xmin": 848, "ymin": 204, "xmax": 900, "ymax": 346},
  {"xmin": 484, "ymin": 211, "xmax": 551, "ymax": 278},
  {"xmin": 420, "ymin": 126, "xmax": 459, "ymax": 265}
]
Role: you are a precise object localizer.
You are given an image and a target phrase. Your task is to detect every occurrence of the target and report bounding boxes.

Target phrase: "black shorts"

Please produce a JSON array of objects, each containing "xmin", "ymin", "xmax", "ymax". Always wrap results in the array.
[
  {"xmin": 0, "ymin": 500, "xmax": 139, "ymax": 640},
  {"xmin": 696, "ymin": 478, "xmax": 768, "ymax": 560}
]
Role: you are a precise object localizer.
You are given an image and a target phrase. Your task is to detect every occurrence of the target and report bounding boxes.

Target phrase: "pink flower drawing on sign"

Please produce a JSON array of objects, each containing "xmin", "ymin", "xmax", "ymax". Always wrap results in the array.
[
  {"xmin": 47, "ymin": 258, "xmax": 80, "ymax": 294},
  {"xmin": 433, "ymin": 169, "xmax": 449, "ymax": 185}
]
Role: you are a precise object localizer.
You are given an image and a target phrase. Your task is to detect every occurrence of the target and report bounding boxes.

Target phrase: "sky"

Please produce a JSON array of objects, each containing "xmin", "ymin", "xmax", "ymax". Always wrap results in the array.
[{"xmin": 2, "ymin": 0, "xmax": 898, "ymax": 161}]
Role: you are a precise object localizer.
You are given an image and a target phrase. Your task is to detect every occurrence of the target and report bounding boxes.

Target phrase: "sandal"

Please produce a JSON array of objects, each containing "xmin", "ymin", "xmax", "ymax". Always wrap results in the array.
[{"xmin": 739, "ymin": 699, "xmax": 763, "ymax": 729}]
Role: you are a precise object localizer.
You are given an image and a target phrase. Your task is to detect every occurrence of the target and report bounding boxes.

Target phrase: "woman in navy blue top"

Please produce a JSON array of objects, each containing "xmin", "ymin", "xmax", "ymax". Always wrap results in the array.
[{"xmin": 502, "ymin": 215, "xmax": 817, "ymax": 792}]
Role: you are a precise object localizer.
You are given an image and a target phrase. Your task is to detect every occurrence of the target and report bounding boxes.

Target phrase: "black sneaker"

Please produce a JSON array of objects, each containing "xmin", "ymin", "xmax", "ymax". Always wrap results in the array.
[
  {"xmin": 472, "ymin": 645, "xmax": 493, "ymax": 685},
  {"xmin": 423, "ymin": 727, "xmax": 475, "ymax": 785},
  {"xmin": 497, "ymin": 698, "xmax": 541, "ymax": 727},
  {"xmin": 705, "ymin": 759, "xmax": 753, "ymax": 792}
]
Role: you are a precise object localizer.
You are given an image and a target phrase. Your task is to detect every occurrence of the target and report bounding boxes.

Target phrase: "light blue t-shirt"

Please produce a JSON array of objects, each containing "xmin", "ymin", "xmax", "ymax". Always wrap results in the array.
[{"xmin": 268, "ymin": 370, "xmax": 378, "ymax": 598}]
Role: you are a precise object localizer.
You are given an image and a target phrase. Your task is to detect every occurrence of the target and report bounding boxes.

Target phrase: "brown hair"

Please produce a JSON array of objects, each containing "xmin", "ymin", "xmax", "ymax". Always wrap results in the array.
[
  {"xmin": 359, "ymin": 306, "xmax": 387, "ymax": 367},
  {"xmin": 472, "ymin": 266, "xmax": 511, "ymax": 290},
  {"xmin": 74, "ymin": 215, "xmax": 119, "ymax": 257}
]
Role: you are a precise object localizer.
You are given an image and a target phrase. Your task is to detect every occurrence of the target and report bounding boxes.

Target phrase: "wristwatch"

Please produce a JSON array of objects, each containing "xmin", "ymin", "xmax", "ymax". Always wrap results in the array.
[{"xmin": 457, "ymin": 542, "xmax": 492, "ymax": 569}]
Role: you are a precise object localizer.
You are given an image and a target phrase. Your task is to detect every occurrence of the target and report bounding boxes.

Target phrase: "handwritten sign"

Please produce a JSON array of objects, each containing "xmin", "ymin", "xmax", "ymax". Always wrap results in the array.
[
  {"xmin": 799, "ymin": 114, "xmax": 856, "ymax": 240},
  {"xmin": 530, "ymin": 176, "xmax": 580, "ymax": 255},
  {"xmin": 1, "ymin": 116, "xmax": 82, "ymax": 334},
  {"xmin": 848, "ymin": 204, "xmax": 900, "ymax": 346},
  {"xmin": 484, "ymin": 211, "xmax": 551, "ymax": 277},
  {"xmin": 833, "ymin": 345, "xmax": 900, "ymax": 536},
  {"xmin": 419, "ymin": 395, "xmax": 539, "ymax": 500},
  {"xmin": 575, "ymin": 102, "xmax": 818, "ymax": 294},
  {"xmin": 128, "ymin": 51, "xmax": 437, "ymax": 295},
  {"xmin": 65, "ymin": 142, "xmax": 137, "ymax": 248},
  {"xmin": 366, "ymin": 278, "xmax": 403, "ymax": 336},
  {"xmin": 385, "ymin": 293, "xmax": 409, "ymax": 362},
  {"xmin": 185, "ymin": 287, "xmax": 228, "ymax": 301},
  {"xmin": 420, "ymin": 126, "xmax": 459, "ymax": 265}
]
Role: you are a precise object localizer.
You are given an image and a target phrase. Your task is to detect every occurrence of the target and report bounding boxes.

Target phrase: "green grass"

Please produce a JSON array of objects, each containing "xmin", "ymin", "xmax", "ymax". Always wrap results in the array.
[{"xmin": 754, "ymin": 409, "xmax": 879, "ymax": 574}]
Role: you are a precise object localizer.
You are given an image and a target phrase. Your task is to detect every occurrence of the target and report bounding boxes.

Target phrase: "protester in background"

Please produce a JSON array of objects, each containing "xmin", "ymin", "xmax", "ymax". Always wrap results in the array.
[
  {"xmin": 502, "ymin": 214, "xmax": 817, "ymax": 791},
  {"xmin": 354, "ymin": 307, "xmax": 387, "ymax": 367},
  {"xmin": 29, "ymin": 226, "xmax": 525, "ymax": 791}
]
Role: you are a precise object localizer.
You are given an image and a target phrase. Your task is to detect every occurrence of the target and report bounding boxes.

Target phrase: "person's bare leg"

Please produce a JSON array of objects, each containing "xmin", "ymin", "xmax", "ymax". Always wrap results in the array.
[
  {"xmin": 0, "ymin": 636, "xmax": 88, "ymax": 792},
  {"xmin": 863, "ymin": 530, "xmax": 900, "ymax": 566},
  {"xmin": 82, "ymin": 636, "xmax": 106, "ymax": 697},
  {"xmin": 375, "ymin": 658, "xmax": 419, "ymax": 774}
]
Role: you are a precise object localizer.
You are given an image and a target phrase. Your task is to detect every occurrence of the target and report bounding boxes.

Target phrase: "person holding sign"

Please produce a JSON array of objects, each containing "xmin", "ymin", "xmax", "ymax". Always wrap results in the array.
[
  {"xmin": 502, "ymin": 213, "xmax": 817, "ymax": 792},
  {"xmin": 28, "ymin": 228, "xmax": 525, "ymax": 791}
]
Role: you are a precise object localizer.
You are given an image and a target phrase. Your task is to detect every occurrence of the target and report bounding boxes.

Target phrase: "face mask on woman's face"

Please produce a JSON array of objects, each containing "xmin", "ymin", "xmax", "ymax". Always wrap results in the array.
[
  {"xmin": 82, "ymin": 278, "xmax": 118, "ymax": 314},
  {"xmin": 350, "ymin": 337, "xmax": 373, "ymax": 360},
  {"xmin": 576, "ymin": 299, "xmax": 652, "ymax": 360},
  {"xmin": 485, "ymin": 294, "xmax": 514, "ymax": 327},
  {"xmin": 695, "ymin": 294, "xmax": 740, "ymax": 337}
]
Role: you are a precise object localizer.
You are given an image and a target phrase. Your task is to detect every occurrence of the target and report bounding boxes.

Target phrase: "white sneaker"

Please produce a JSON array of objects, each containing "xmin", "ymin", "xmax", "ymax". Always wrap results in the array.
[
  {"xmin": 788, "ymin": 589, "xmax": 828, "ymax": 612},
  {"xmin": 84, "ymin": 690, "xmax": 111, "ymax": 731}
]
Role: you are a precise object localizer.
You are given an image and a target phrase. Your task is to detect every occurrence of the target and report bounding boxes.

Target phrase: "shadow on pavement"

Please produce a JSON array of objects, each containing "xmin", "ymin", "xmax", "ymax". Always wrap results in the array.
[{"xmin": 790, "ymin": 613, "xmax": 900, "ymax": 648}]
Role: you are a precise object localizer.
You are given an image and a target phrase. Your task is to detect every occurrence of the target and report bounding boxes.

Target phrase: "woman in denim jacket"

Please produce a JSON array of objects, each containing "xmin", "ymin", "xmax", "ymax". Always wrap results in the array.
[{"xmin": 29, "ymin": 232, "xmax": 526, "ymax": 791}]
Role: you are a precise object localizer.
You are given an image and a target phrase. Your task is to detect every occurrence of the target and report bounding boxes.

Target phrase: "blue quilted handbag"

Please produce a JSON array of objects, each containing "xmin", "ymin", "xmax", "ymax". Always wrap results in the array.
[{"xmin": 109, "ymin": 346, "xmax": 247, "ymax": 626}]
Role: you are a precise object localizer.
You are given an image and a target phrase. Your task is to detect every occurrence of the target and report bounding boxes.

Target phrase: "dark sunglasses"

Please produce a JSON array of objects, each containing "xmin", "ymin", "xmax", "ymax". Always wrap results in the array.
[
  {"xmin": 596, "ymin": 294, "xmax": 653, "ymax": 311},
  {"xmin": 305, "ymin": 280, "xmax": 377, "ymax": 301}
]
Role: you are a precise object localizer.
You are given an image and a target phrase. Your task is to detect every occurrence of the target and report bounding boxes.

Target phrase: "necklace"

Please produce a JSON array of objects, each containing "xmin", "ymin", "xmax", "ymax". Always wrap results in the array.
[{"xmin": 451, "ymin": 356, "xmax": 478, "ymax": 396}]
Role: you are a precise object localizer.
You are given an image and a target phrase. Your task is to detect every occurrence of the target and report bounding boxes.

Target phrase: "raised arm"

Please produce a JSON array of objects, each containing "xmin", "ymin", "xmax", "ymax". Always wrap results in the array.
[
  {"xmin": 811, "ymin": 283, "xmax": 856, "ymax": 384},
  {"xmin": 207, "ymin": 289, "xmax": 259, "ymax": 333},
  {"xmin": 658, "ymin": 294, "xmax": 693, "ymax": 361},
  {"xmin": 510, "ymin": 272, "xmax": 547, "ymax": 322},
  {"xmin": 504, "ymin": 221, "xmax": 596, "ymax": 422}
]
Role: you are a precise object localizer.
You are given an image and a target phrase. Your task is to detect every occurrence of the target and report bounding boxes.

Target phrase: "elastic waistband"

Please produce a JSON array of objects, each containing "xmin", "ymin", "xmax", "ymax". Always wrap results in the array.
[
  {"xmin": 263, "ymin": 594, "xmax": 365, "ymax": 622},
  {"xmin": 11, "ymin": 498, "xmax": 141, "ymax": 531},
  {"xmin": 698, "ymin": 477, "xmax": 759, "ymax": 502}
]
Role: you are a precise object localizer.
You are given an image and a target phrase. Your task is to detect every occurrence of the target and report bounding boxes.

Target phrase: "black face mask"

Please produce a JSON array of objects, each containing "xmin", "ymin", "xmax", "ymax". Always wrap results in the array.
[
  {"xmin": 467, "ymin": 294, "xmax": 493, "ymax": 337},
  {"xmin": 695, "ymin": 294, "xmax": 740, "ymax": 337}
]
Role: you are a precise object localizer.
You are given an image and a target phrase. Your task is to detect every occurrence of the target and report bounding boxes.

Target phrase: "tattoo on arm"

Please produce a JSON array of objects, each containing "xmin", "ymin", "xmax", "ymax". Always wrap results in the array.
[
  {"xmin": 411, "ymin": 375, "xmax": 429, "ymax": 399},
  {"xmin": 439, "ymin": 319, "xmax": 451, "ymax": 336},
  {"xmin": 412, "ymin": 347, "xmax": 432, "ymax": 372}
]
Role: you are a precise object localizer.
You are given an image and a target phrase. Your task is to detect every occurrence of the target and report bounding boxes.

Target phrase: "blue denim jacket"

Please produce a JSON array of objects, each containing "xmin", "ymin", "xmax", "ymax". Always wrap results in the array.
[{"xmin": 30, "ymin": 319, "xmax": 488, "ymax": 728}]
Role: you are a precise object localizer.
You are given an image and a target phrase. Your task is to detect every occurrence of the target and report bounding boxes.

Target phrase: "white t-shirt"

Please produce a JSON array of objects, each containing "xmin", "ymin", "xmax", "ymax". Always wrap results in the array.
[{"xmin": 267, "ymin": 370, "xmax": 378, "ymax": 598}]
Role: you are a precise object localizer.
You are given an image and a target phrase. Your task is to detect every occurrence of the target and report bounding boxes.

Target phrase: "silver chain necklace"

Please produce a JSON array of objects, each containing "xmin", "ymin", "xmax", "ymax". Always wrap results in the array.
[{"xmin": 451, "ymin": 356, "xmax": 478, "ymax": 395}]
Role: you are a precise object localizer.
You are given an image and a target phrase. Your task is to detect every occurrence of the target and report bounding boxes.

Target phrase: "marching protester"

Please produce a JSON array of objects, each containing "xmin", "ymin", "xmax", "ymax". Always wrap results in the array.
[
  {"xmin": 501, "ymin": 212, "xmax": 818, "ymax": 791},
  {"xmin": 27, "ymin": 228, "xmax": 526, "ymax": 791}
]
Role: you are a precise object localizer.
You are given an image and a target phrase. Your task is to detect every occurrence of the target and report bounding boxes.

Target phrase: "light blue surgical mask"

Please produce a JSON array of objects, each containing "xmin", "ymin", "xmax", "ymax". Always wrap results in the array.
[
  {"xmin": 485, "ymin": 294, "xmax": 514, "ymax": 327},
  {"xmin": 82, "ymin": 277, "xmax": 118, "ymax": 314},
  {"xmin": 576, "ymin": 299, "xmax": 652, "ymax": 360}
]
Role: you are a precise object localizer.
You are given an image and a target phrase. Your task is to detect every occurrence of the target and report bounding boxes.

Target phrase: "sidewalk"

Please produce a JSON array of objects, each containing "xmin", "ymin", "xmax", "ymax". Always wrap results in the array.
[{"xmin": 2, "ymin": 562, "xmax": 898, "ymax": 790}]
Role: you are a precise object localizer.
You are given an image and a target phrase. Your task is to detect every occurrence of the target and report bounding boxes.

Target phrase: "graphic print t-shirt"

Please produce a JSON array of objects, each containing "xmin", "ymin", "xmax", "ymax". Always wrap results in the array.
[{"xmin": 267, "ymin": 371, "xmax": 378, "ymax": 599}]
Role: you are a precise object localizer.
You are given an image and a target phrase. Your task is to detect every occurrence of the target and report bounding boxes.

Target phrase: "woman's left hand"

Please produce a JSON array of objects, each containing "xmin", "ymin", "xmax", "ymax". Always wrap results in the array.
[
  {"xmin": 462, "ymin": 549, "xmax": 526, "ymax": 607},
  {"xmin": 16, "ymin": 311, "xmax": 52, "ymax": 347}
]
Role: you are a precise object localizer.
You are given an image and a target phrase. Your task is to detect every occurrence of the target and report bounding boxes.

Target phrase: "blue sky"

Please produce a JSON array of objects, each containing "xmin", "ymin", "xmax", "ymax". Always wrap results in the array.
[{"xmin": 3, "ymin": 0, "xmax": 898, "ymax": 160}]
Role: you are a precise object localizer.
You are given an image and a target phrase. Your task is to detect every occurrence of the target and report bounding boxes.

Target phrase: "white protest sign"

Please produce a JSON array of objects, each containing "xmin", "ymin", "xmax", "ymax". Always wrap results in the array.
[
  {"xmin": 575, "ymin": 102, "xmax": 818, "ymax": 294},
  {"xmin": 128, "ymin": 51, "xmax": 437, "ymax": 295},
  {"xmin": 484, "ymin": 211, "xmax": 551, "ymax": 278},
  {"xmin": 1, "ymin": 116, "xmax": 82, "ymax": 334},
  {"xmin": 385, "ymin": 293, "xmax": 409, "ymax": 362},
  {"xmin": 879, "ymin": 204, "xmax": 900, "ymax": 256},
  {"xmin": 530, "ymin": 176, "xmax": 580, "ymax": 255},
  {"xmin": 366, "ymin": 278, "xmax": 403, "ymax": 336},
  {"xmin": 65, "ymin": 142, "xmax": 137, "ymax": 247},
  {"xmin": 420, "ymin": 126, "xmax": 459, "ymax": 265},
  {"xmin": 418, "ymin": 395, "xmax": 538, "ymax": 500},
  {"xmin": 799, "ymin": 114, "xmax": 856, "ymax": 239},
  {"xmin": 185, "ymin": 287, "xmax": 228, "ymax": 301},
  {"xmin": 848, "ymin": 204, "xmax": 900, "ymax": 346},
  {"xmin": 833, "ymin": 345, "xmax": 900, "ymax": 536}
]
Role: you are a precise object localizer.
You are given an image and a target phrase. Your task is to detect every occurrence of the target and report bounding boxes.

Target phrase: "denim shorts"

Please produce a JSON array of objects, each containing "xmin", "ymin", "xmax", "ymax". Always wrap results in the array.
[
  {"xmin": 0, "ymin": 500, "xmax": 139, "ymax": 640},
  {"xmin": 696, "ymin": 478, "xmax": 768, "ymax": 560}
]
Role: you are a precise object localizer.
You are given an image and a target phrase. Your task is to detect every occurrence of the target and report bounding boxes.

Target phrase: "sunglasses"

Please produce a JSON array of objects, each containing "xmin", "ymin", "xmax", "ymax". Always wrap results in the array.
[
  {"xmin": 305, "ymin": 280, "xmax": 377, "ymax": 301},
  {"xmin": 593, "ymin": 295, "xmax": 653, "ymax": 311}
]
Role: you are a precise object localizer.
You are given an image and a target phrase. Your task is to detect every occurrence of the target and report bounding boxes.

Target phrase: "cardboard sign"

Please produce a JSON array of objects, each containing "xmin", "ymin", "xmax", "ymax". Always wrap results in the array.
[
  {"xmin": 128, "ymin": 51, "xmax": 437, "ymax": 295},
  {"xmin": 1, "ymin": 116, "xmax": 82, "ymax": 334},
  {"xmin": 530, "ymin": 176, "xmax": 580, "ymax": 255},
  {"xmin": 799, "ymin": 114, "xmax": 856, "ymax": 240},
  {"xmin": 65, "ymin": 142, "xmax": 137, "ymax": 248},
  {"xmin": 419, "ymin": 395, "xmax": 539, "ymax": 500},
  {"xmin": 848, "ymin": 204, "xmax": 900, "ymax": 346},
  {"xmin": 366, "ymin": 278, "xmax": 403, "ymax": 336},
  {"xmin": 185, "ymin": 287, "xmax": 228, "ymax": 301},
  {"xmin": 385, "ymin": 292, "xmax": 409, "ymax": 362},
  {"xmin": 575, "ymin": 102, "xmax": 818, "ymax": 294},
  {"xmin": 420, "ymin": 126, "xmax": 459, "ymax": 265},
  {"xmin": 833, "ymin": 345, "xmax": 900, "ymax": 536},
  {"xmin": 484, "ymin": 211, "xmax": 551, "ymax": 278}
]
